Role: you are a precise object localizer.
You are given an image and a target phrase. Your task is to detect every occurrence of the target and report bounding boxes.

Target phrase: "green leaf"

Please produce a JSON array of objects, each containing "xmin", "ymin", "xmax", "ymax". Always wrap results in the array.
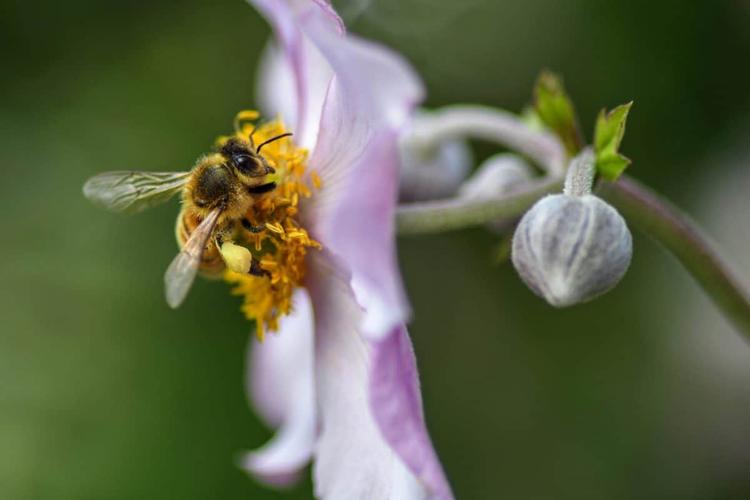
[
  {"xmin": 594, "ymin": 102, "xmax": 633, "ymax": 181},
  {"xmin": 533, "ymin": 71, "xmax": 583, "ymax": 156}
]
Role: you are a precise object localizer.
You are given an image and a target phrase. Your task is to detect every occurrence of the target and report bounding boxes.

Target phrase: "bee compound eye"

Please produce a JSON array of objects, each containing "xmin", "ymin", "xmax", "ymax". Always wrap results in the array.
[{"xmin": 233, "ymin": 154, "xmax": 257, "ymax": 174}]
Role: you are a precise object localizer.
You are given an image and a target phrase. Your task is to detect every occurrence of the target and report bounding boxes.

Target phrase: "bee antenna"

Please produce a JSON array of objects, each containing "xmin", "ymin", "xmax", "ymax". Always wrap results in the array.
[
  {"xmin": 248, "ymin": 126, "xmax": 257, "ymax": 148},
  {"xmin": 256, "ymin": 133, "xmax": 293, "ymax": 154}
]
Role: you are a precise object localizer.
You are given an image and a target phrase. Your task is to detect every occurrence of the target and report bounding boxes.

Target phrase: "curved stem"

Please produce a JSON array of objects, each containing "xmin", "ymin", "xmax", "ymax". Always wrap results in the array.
[
  {"xmin": 396, "ymin": 173, "xmax": 750, "ymax": 337},
  {"xmin": 398, "ymin": 104, "xmax": 750, "ymax": 337},
  {"xmin": 598, "ymin": 176, "xmax": 750, "ymax": 338},
  {"xmin": 408, "ymin": 105, "xmax": 567, "ymax": 174},
  {"xmin": 396, "ymin": 176, "xmax": 562, "ymax": 235}
]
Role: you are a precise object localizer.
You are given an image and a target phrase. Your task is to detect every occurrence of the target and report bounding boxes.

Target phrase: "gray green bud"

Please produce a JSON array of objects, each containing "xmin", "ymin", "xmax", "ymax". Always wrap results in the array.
[
  {"xmin": 511, "ymin": 149, "xmax": 632, "ymax": 307},
  {"xmin": 458, "ymin": 153, "xmax": 533, "ymax": 199}
]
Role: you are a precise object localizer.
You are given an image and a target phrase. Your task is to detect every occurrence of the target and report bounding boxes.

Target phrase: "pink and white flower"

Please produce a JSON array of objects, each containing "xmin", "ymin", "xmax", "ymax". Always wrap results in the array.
[{"xmin": 239, "ymin": 1, "xmax": 453, "ymax": 498}]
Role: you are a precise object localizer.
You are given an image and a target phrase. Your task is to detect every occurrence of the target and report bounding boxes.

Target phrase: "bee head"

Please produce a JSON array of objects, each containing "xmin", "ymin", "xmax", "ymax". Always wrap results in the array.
[{"xmin": 221, "ymin": 138, "xmax": 275, "ymax": 179}]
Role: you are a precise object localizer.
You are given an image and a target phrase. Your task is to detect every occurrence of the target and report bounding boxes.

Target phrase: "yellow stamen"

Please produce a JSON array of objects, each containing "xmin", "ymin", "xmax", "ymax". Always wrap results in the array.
[
  {"xmin": 233, "ymin": 110, "xmax": 260, "ymax": 134},
  {"xmin": 265, "ymin": 222, "xmax": 285, "ymax": 234},
  {"xmin": 222, "ymin": 111, "xmax": 321, "ymax": 341}
]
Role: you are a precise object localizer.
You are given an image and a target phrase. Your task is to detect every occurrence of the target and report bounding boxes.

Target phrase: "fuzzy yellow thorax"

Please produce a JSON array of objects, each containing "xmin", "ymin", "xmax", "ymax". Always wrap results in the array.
[{"xmin": 222, "ymin": 111, "xmax": 321, "ymax": 340}]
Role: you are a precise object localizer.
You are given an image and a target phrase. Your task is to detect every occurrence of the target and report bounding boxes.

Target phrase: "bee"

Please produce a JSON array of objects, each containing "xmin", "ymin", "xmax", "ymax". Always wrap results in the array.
[{"xmin": 83, "ymin": 130, "xmax": 293, "ymax": 308}]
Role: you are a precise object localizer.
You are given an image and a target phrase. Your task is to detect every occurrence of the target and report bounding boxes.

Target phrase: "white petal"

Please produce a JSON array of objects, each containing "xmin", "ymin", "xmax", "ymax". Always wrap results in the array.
[
  {"xmin": 241, "ymin": 289, "xmax": 316, "ymax": 487},
  {"xmin": 307, "ymin": 252, "xmax": 452, "ymax": 499},
  {"xmin": 256, "ymin": 41, "xmax": 298, "ymax": 131}
]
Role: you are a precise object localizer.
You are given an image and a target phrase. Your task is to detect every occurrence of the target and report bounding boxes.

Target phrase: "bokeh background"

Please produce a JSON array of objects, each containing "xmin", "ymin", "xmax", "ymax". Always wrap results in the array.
[{"xmin": 2, "ymin": 0, "xmax": 750, "ymax": 498}]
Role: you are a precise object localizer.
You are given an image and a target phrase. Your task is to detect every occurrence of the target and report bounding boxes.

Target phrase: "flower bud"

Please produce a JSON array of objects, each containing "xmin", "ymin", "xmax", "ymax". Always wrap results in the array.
[
  {"xmin": 457, "ymin": 153, "xmax": 533, "ymax": 199},
  {"xmin": 511, "ymin": 150, "xmax": 632, "ymax": 307},
  {"xmin": 398, "ymin": 112, "xmax": 472, "ymax": 201},
  {"xmin": 458, "ymin": 154, "xmax": 534, "ymax": 232}
]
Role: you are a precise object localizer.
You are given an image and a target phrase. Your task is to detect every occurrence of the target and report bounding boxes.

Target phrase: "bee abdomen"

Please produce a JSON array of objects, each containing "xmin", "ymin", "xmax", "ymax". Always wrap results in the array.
[{"xmin": 175, "ymin": 207, "xmax": 225, "ymax": 277}]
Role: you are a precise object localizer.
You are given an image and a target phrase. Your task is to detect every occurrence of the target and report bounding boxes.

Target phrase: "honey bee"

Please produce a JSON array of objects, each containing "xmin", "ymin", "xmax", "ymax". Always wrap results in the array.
[{"xmin": 83, "ymin": 130, "xmax": 293, "ymax": 308}]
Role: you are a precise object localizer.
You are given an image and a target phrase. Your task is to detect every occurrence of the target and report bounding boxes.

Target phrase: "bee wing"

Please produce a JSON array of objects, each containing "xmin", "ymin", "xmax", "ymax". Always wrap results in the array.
[
  {"xmin": 164, "ymin": 207, "xmax": 222, "ymax": 309},
  {"xmin": 83, "ymin": 171, "xmax": 190, "ymax": 214}
]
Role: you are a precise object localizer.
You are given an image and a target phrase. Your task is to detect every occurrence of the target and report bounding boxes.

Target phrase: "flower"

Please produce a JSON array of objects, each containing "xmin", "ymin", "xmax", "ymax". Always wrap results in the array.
[{"xmin": 235, "ymin": 1, "xmax": 453, "ymax": 498}]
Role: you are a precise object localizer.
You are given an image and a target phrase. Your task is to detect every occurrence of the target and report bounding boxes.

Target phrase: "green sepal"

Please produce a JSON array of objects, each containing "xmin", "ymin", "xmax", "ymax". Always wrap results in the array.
[
  {"xmin": 533, "ymin": 71, "xmax": 584, "ymax": 156},
  {"xmin": 594, "ymin": 102, "xmax": 633, "ymax": 181}
]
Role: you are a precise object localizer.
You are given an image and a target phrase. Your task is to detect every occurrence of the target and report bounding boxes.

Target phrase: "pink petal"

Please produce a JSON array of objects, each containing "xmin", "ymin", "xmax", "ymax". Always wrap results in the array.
[
  {"xmin": 250, "ymin": 0, "xmax": 338, "ymax": 149},
  {"xmin": 299, "ymin": 8, "xmax": 424, "ymax": 341},
  {"xmin": 241, "ymin": 289, "xmax": 316, "ymax": 487},
  {"xmin": 370, "ymin": 325, "xmax": 454, "ymax": 499},
  {"xmin": 307, "ymin": 252, "xmax": 452, "ymax": 499},
  {"xmin": 252, "ymin": 0, "xmax": 423, "ymax": 339}
]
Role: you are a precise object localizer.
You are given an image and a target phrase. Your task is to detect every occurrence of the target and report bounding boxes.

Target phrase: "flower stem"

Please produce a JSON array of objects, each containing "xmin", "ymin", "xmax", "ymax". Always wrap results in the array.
[
  {"xmin": 396, "ymin": 176, "xmax": 562, "ymax": 235},
  {"xmin": 598, "ymin": 176, "xmax": 750, "ymax": 338}
]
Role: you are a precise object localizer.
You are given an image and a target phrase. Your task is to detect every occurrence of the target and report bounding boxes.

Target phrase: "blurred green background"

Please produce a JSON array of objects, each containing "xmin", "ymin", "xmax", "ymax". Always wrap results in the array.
[{"xmin": 2, "ymin": 0, "xmax": 750, "ymax": 498}]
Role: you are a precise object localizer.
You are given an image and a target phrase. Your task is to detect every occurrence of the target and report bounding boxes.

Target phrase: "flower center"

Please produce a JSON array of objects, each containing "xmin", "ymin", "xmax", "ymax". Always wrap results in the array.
[{"xmin": 221, "ymin": 110, "xmax": 321, "ymax": 340}]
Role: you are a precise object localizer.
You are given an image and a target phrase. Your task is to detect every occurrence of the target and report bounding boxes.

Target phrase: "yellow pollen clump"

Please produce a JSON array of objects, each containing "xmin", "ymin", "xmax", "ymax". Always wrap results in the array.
[{"xmin": 222, "ymin": 111, "xmax": 321, "ymax": 341}]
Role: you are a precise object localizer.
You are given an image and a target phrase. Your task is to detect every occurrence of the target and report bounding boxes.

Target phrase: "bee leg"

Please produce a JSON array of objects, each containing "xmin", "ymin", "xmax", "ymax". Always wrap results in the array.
[
  {"xmin": 249, "ymin": 258, "xmax": 270, "ymax": 278},
  {"xmin": 242, "ymin": 219, "xmax": 265, "ymax": 233},
  {"xmin": 247, "ymin": 182, "xmax": 277, "ymax": 194}
]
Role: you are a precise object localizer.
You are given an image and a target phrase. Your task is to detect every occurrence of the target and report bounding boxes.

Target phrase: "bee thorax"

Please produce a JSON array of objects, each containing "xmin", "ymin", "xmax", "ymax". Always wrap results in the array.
[{"xmin": 191, "ymin": 164, "xmax": 233, "ymax": 208}]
